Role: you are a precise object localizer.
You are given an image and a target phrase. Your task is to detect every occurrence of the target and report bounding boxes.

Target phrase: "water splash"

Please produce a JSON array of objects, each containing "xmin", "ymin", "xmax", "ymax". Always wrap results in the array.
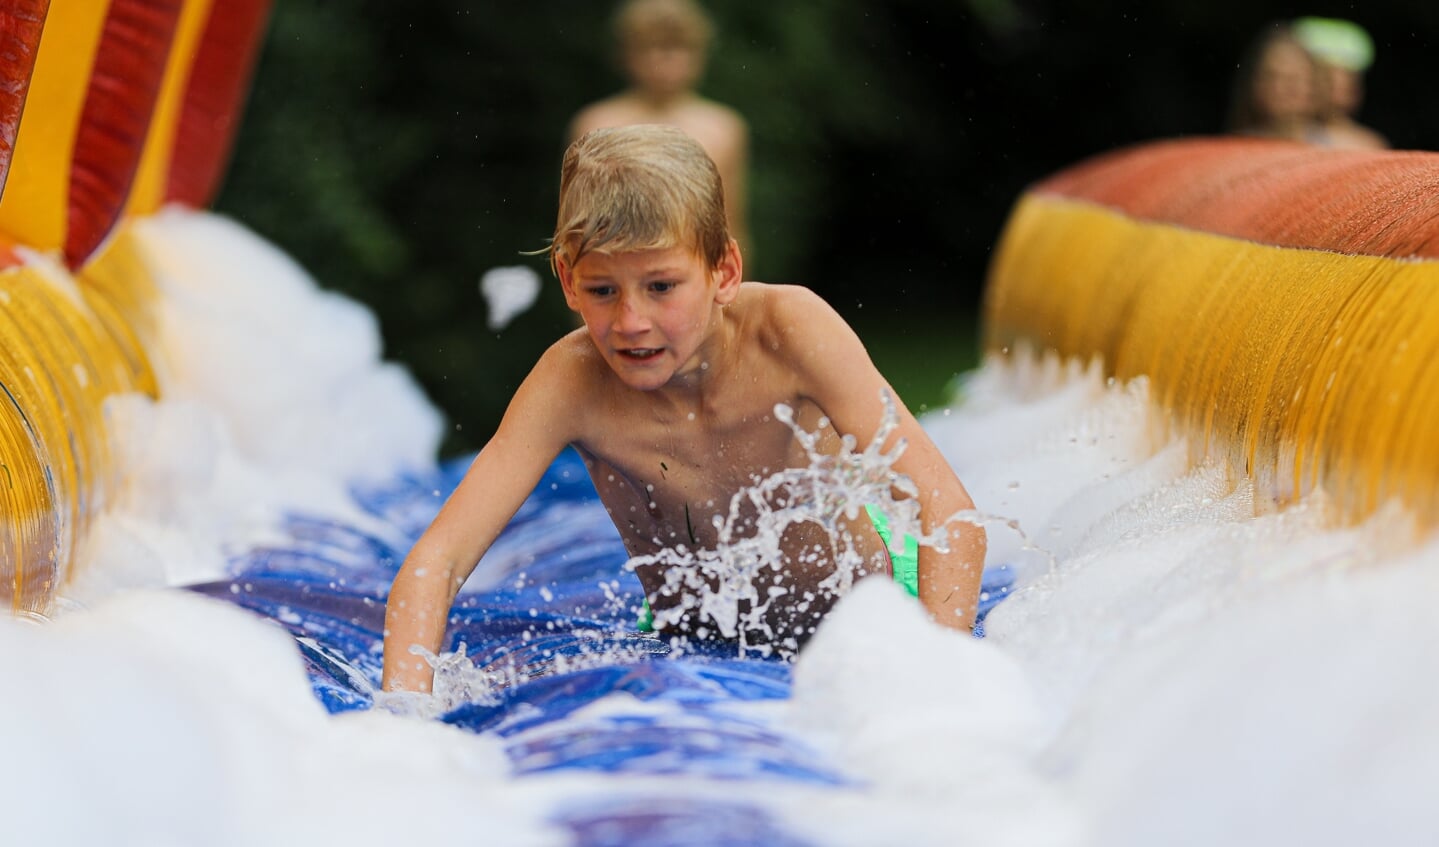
[
  {"xmin": 379, "ymin": 390, "xmax": 1054, "ymax": 715},
  {"xmin": 626, "ymin": 390, "xmax": 1046, "ymax": 655},
  {"xmin": 376, "ymin": 630, "xmax": 675, "ymax": 719}
]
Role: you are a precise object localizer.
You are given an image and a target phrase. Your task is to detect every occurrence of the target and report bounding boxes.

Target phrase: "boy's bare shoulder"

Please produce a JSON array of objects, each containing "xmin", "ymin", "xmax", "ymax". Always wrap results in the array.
[
  {"xmin": 690, "ymin": 96, "xmax": 748, "ymax": 132},
  {"xmin": 487, "ymin": 329, "xmax": 606, "ymax": 454},
  {"xmin": 683, "ymin": 98, "xmax": 748, "ymax": 155},
  {"xmin": 568, "ymin": 97, "xmax": 635, "ymax": 140},
  {"xmin": 521, "ymin": 329, "xmax": 610, "ymax": 411},
  {"xmin": 537, "ymin": 328, "xmax": 607, "ymax": 381},
  {"xmin": 736, "ymin": 281, "xmax": 839, "ymax": 326},
  {"xmin": 734, "ymin": 282, "xmax": 850, "ymax": 356}
]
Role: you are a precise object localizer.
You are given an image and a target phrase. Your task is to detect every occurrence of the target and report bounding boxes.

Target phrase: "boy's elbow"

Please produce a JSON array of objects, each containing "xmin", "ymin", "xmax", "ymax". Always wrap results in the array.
[
  {"xmin": 402, "ymin": 554, "xmax": 452, "ymax": 584},
  {"xmin": 390, "ymin": 549, "xmax": 472, "ymax": 614},
  {"xmin": 402, "ymin": 539, "xmax": 472, "ymax": 583}
]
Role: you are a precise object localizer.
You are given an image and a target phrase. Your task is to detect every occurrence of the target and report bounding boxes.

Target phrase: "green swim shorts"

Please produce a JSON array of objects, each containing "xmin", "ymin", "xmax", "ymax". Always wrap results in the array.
[
  {"xmin": 636, "ymin": 505, "xmax": 919, "ymax": 631},
  {"xmin": 865, "ymin": 504, "xmax": 920, "ymax": 598}
]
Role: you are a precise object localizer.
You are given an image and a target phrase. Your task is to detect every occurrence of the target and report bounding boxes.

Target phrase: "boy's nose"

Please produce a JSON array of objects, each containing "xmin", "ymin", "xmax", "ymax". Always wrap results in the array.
[{"xmin": 613, "ymin": 294, "xmax": 651, "ymax": 334}]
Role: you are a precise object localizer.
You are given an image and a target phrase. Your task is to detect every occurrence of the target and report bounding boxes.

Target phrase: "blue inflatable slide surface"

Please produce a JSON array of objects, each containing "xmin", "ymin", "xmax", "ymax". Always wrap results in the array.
[{"xmin": 191, "ymin": 448, "xmax": 1012, "ymax": 846}]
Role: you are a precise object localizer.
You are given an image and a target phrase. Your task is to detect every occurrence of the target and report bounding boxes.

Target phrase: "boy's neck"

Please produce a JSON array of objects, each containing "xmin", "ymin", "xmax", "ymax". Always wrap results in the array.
[
  {"xmin": 628, "ymin": 87, "xmax": 697, "ymax": 114},
  {"xmin": 640, "ymin": 305, "xmax": 737, "ymax": 411}
]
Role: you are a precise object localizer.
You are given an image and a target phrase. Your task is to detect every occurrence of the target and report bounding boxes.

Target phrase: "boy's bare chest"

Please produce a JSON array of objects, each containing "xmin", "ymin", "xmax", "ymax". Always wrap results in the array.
[{"xmin": 576, "ymin": 397, "xmax": 830, "ymax": 551}]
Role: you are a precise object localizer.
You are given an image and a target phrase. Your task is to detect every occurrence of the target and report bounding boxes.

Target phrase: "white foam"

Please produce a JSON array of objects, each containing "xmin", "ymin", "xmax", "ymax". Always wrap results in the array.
[
  {"xmin": 480, "ymin": 265, "xmax": 542, "ymax": 331},
  {"xmin": 781, "ymin": 579, "xmax": 1081, "ymax": 846},
  {"xmin": 0, "ymin": 590, "xmax": 562, "ymax": 846},
  {"xmin": 133, "ymin": 208, "xmax": 442, "ymax": 483},
  {"xmin": 1060, "ymin": 527, "xmax": 1439, "ymax": 846},
  {"xmin": 66, "ymin": 209, "xmax": 440, "ymax": 600},
  {"xmin": 921, "ymin": 358, "xmax": 1439, "ymax": 846}
]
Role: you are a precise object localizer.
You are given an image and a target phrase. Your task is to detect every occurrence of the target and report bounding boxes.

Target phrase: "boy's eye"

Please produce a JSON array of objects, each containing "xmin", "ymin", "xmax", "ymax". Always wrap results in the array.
[
  {"xmin": 649, "ymin": 280, "xmax": 676, "ymax": 293},
  {"xmin": 585, "ymin": 285, "xmax": 615, "ymax": 297}
]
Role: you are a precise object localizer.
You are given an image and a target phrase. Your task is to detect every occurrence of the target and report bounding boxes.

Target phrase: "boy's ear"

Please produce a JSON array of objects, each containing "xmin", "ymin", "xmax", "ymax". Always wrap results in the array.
[
  {"xmin": 713, "ymin": 238, "xmax": 743, "ymax": 305},
  {"xmin": 555, "ymin": 255, "xmax": 581, "ymax": 311}
]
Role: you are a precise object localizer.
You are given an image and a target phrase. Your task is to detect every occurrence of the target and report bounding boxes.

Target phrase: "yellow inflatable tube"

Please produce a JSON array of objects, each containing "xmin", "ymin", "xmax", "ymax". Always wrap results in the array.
[{"xmin": 985, "ymin": 137, "xmax": 1439, "ymax": 526}]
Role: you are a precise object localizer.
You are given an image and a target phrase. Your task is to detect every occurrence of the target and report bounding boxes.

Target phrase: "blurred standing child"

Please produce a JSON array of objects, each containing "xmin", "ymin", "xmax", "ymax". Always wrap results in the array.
[
  {"xmin": 1227, "ymin": 22, "xmax": 1325, "ymax": 143},
  {"xmin": 1293, "ymin": 17, "xmax": 1389, "ymax": 150},
  {"xmin": 569, "ymin": 0, "xmax": 751, "ymax": 259}
]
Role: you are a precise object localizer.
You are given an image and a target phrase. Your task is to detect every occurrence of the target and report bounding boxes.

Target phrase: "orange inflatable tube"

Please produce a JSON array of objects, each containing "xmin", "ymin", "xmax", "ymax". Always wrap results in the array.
[{"xmin": 985, "ymin": 137, "xmax": 1439, "ymax": 527}]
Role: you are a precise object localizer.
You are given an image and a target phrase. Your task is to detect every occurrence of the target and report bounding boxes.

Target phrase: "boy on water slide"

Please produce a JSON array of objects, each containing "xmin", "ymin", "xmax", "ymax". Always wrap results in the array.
[{"xmin": 382, "ymin": 125, "xmax": 984, "ymax": 693}]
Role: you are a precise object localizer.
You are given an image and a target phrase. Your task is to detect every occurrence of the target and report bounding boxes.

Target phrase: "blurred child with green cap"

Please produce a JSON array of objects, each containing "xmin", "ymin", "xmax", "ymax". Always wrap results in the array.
[{"xmin": 1294, "ymin": 17, "xmax": 1388, "ymax": 150}]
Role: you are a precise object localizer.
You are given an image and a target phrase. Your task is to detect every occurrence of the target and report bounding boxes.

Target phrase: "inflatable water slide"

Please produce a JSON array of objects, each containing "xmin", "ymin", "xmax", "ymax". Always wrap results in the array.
[{"xmin": 4, "ymin": 2, "xmax": 1439, "ymax": 844}]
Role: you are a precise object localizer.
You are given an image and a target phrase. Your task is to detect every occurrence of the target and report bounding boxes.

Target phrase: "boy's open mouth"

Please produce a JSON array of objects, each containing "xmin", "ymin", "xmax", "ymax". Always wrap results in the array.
[{"xmin": 618, "ymin": 347, "xmax": 663, "ymax": 360}]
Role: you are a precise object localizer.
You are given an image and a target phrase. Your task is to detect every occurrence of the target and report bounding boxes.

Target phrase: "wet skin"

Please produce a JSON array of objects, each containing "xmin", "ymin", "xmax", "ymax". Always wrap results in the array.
[{"xmin": 560, "ymin": 245, "xmax": 889, "ymax": 648}]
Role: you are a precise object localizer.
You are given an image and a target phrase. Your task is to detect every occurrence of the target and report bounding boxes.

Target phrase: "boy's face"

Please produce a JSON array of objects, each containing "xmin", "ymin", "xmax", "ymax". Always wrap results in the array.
[
  {"xmin": 624, "ymin": 39, "xmax": 702, "ymax": 99},
  {"xmin": 1255, "ymin": 40, "xmax": 1317, "ymax": 123},
  {"xmin": 559, "ymin": 242, "xmax": 740, "ymax": 391}
]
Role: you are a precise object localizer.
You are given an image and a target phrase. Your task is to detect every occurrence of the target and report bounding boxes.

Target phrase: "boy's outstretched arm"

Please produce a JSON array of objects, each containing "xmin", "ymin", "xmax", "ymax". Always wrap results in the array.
[
  {"xmin": 382, "ymin": 346, "xmax": 581, "ymax": 693},
  {"xmin": 885, "ymin": 418, "xmax": 987, "ymax": 630},
  {"xmin": 778, "ymin": 287, "xmax": 987, "ymax": 630}
]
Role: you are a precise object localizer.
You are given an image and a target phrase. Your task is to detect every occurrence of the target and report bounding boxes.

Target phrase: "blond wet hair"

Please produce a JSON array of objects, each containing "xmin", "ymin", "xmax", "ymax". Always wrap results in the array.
[{"xmin": 549, "ymin": 124, "xmax": 730, "ymax": 275}]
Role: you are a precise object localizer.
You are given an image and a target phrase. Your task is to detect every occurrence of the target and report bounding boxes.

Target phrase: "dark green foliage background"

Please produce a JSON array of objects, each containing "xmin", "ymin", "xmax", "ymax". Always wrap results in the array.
[{"xmin": 215, "ymin": 0, "xmax": 1438, "ymax": 458}]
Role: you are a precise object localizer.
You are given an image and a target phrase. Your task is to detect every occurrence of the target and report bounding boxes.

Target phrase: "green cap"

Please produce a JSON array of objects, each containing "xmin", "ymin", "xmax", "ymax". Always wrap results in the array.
[{"xmin": 1294, "ymin": 17, "xmax": 1375, "ymax": 71}]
